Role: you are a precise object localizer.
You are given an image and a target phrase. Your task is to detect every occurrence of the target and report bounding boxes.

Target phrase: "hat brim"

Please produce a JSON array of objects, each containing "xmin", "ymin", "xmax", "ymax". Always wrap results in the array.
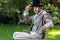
[{"xmin": 31, "ymin": 4, "xmax": 44, "ymax": 7}]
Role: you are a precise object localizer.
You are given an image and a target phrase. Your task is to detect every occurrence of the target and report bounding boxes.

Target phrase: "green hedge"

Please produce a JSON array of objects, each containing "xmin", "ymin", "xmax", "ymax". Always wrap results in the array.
[{"xmin": 0, "ymin": 0, "xmax": 60, "ymax": 24}]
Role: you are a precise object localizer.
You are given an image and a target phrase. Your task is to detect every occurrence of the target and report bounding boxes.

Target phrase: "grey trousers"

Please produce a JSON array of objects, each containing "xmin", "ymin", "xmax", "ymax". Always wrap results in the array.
[{"xmin": 13, "ymin": 32, "xmax": 44, "ymax": 40}]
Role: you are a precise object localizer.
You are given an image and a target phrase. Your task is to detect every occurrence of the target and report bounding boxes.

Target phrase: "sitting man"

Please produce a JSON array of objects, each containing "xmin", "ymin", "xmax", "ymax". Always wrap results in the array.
[{"xmin": 13, "ymin": 0, "xmax": 54, "ymax": 40}]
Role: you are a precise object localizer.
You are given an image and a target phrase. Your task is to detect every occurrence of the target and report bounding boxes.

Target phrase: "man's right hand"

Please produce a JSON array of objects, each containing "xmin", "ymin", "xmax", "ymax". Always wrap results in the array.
[{"xmin": 25, "ymin": 5, "xmax": 32, "ymax": 12}]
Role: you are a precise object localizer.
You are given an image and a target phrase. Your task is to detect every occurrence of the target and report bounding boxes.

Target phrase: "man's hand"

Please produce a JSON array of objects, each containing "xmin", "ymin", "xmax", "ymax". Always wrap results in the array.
[
  {"xmin": 42, "ymin": 26, "xmax": 47, "ymax": 33},
  {"xmin": 25, "ymin": 5, "xmax": 32, "ymax": 12}
]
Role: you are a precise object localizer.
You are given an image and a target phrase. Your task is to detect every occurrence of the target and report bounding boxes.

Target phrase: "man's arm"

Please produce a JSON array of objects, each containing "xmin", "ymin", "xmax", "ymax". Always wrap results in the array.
[
  {"xmin": 23, "ymin": 11, "xmax": 33, "ymax": 22},
  {"xmin": 42, "ymin": 12, "xmax": 54, "ymax": 32},
  {"xmin": 23, "ymin": 5, "xmax": 33, "ymax": 22}
]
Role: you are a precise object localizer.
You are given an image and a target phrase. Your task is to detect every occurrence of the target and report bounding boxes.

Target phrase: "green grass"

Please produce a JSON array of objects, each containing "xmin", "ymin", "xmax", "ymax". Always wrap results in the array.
[
  {"xmin": 0, "ymin": 24, "xmax": 60, "ymax": 40},
  {"xmin": 47, "ymin": 25, "xmax": 60, "ymax": 40},
  {"xmin": 0, "ymin": 24, "xmax": 30, "ymax": 40}
]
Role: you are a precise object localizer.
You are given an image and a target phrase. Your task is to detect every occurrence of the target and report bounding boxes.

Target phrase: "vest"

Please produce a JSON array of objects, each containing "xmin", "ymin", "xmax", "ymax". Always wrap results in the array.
[{"xmin": 31, "ymin": 10, "xmax": 44, "ymax": 32}]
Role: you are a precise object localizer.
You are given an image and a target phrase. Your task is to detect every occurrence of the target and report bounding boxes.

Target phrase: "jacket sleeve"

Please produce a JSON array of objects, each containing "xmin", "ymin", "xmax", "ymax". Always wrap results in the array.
[
  {"xmin": 23, "ymin": 11, "xmax": 33, "ymax": 22},
  {"xmin": 43, "ymin": 12, "xmax": 54, "ymax": 28}
]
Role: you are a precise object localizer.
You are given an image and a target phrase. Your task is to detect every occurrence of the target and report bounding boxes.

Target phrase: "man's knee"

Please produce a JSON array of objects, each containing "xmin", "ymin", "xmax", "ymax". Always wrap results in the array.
[{"xmin": 13, "ymin": 32, "xmax": 20, "ymax": 38}]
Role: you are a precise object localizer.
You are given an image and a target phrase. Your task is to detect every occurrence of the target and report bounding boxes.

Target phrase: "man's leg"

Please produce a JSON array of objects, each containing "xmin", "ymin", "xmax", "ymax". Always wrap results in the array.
[
  {"xmin": 13, "ymin": 32, "xmax": 44, "ymax": 40},
  {"xmin": 13, "ymin": 32, "xmax": 36, "ymax": 40}
]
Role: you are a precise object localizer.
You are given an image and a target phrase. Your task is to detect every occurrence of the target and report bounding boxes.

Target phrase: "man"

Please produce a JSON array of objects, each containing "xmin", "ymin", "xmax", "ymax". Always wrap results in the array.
[{"xmin": 13, "ymin": 0, "xmax": 54, "ymax": 40}]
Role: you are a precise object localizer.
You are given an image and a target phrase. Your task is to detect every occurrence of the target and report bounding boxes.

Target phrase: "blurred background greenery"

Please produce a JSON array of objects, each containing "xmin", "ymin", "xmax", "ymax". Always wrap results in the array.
[{"xmin": 0, "ymin": 0, "xmax": 60, "ymax": 25}]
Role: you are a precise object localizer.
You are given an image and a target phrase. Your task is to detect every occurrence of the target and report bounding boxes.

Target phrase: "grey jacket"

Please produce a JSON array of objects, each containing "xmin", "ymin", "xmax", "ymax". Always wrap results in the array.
[{"xmin": 23, "ymin": 10, "xmax": 54, "ymax": 38}]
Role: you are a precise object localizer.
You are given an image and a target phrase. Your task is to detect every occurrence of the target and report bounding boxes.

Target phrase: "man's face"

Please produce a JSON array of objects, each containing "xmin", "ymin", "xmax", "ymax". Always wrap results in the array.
[{"xmin": 33, "ymin": 6, "xmax": 41, "ymax": 14}]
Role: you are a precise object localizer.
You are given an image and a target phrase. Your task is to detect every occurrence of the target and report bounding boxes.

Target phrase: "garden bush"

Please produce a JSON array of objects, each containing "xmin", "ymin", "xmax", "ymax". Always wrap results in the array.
[{"xmin": 0, "ymin": 0, "xmax": 60, "ymax": 25}]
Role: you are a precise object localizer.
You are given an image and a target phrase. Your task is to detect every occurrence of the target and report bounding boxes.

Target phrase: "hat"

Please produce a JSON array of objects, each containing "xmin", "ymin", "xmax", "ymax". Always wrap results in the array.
[{"xmin": 31, "ymin": 0, "xmax": 43, "ymax": 7}]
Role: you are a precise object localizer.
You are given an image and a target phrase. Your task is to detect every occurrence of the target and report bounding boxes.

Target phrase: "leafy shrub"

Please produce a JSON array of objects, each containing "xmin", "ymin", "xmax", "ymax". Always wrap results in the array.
[{"xmin": 43, "ymin": 3, "xmax": 60, "ymax": 24}]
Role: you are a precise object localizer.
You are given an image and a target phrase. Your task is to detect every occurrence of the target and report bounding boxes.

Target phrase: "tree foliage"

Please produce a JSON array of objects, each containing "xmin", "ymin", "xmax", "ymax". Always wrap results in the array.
[
  {"xmin": 0, "ymin": 0, "xmax": 27, "ymax": 24},
  {"xmin": 42, "ymin": 0, "xmax": 60, "ymax": 24},
  {"xmin": 0, "ymin": 0, "xmax": 60, "ymax": 24}
]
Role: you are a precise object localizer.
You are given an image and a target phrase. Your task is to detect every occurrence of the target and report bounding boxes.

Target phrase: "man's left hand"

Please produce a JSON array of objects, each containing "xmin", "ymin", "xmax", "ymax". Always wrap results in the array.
[{"xmin": 42, "ymin": 26, "xmax": 47, "ymax": 33}]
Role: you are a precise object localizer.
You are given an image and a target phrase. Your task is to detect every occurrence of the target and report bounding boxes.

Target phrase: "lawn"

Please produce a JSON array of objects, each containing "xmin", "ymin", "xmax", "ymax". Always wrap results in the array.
[{"xmin": 0, "ymin": 24, "xmax": 60, "ymax": 40}]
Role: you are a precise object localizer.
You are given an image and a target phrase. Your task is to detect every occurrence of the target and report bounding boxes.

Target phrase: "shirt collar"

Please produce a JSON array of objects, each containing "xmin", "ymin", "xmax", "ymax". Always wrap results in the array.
[{"xmin": 37, "ymin": 9, "xmax": 43, "ymax": 15}]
